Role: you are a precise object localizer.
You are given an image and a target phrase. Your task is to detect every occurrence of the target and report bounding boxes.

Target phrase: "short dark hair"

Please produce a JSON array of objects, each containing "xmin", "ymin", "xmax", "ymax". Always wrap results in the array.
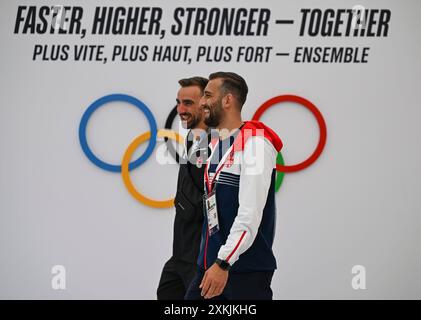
[
  {"xmin": 178, "ymin": 76, "xmax": 208, "ymax": 94},
  {"xmin": 209, "ymin": 72, "xmax": 248, "ymax": 108}
]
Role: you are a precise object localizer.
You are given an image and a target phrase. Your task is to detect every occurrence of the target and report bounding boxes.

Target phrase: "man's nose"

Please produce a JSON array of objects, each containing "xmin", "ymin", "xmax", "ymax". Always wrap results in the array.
[{"xmin": 199, "ymin": 96, "xmax": 206, "ymax": 108}]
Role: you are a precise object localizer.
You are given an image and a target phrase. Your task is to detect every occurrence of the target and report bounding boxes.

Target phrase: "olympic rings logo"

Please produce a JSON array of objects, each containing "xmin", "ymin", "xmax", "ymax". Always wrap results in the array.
[{"xmin": 79, "ymin": 93, "xmax": 327, "ymax": 208}]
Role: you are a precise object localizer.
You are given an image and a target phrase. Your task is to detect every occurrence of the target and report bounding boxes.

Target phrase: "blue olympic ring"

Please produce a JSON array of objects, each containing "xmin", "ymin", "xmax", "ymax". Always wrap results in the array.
[{"xmin": 78, "ymin": 94, "xmax": 157, "ymax": 172}]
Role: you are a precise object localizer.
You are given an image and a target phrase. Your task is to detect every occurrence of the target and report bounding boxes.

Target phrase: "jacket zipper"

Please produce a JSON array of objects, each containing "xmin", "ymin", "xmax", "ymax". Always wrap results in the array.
[{"xmin": 204, "ymin": 227, "xmax": 209, "ymax": 270}]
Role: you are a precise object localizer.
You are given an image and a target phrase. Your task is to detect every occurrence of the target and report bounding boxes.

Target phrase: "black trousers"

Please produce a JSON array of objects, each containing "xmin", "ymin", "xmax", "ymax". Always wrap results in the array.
[
  {"xmin": 185, "ymin": 267, "xmax": 274, "ymax": 300},
  {"xmin": 157, "ymin": 257, "xmax": 197, "ymax": 300}
]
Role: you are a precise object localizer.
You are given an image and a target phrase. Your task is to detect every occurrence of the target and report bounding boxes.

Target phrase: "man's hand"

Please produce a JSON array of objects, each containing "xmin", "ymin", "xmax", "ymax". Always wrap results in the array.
[{"xmin": 199, "ymin": 263, "xmax": 229, "ymax": 299}]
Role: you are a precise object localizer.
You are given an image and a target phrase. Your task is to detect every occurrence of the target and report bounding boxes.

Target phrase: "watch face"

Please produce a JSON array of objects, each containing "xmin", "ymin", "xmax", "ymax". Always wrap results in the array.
[{"xmin": 217, "ymin": 259, "xmax": 230, "ymax": 270}]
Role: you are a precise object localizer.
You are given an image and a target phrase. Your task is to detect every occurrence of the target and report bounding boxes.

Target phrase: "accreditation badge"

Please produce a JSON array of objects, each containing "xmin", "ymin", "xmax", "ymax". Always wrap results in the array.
[{"xmin": 204, "ymin": 190, "xmax": 219, "ymax": 236}]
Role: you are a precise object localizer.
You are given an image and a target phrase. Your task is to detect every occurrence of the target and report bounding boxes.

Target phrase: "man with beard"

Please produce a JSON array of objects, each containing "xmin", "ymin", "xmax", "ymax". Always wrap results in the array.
[
  {"xmin": 185, "ymin": 72, "xmax": 283, "ymax": 300},
  {"xmin": 157, "ymin": 76, "xmax": 210, "ymax": 300}
]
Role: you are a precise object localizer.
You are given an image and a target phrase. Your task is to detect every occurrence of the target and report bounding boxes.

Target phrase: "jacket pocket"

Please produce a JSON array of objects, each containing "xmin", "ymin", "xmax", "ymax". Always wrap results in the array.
[{"xmin": 174, "ymin": 190, "xmax": 196, "ymax": 220}]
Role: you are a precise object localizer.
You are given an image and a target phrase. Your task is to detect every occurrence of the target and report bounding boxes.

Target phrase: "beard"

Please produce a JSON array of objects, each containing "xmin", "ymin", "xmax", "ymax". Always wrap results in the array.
[
  {"xmin": 203, "ymin": 99, "xmax": 223, "ymax": 127},
  {"xmin": 180, "ymin": 112, "xmax": 201, "ymax": 129}
]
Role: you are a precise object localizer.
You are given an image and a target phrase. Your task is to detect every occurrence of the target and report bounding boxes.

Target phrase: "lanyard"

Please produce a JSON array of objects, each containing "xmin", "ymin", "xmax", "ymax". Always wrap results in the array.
[
  {"xmin": 204, "ymin": 142, "xmax": 234, "ymax": 194},
  {"xmin": 204, "ymin": 124, "xmax": 244, "ymax": 194}
]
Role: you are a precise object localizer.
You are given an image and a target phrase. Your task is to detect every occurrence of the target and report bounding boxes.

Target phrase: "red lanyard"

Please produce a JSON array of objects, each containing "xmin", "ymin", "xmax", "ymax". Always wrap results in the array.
[
  {"xmin": 204, "ymin": 144, "xmax": 234, "ymax": 194},
  {"xmin": 205, "ymin": 125, "xmax": 244, "ymax": 194}
]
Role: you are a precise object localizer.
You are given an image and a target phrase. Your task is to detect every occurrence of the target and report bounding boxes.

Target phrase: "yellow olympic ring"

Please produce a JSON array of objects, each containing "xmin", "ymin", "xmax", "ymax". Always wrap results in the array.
[{"xmin": 121, "ymin": 129, "xmax": 183, "ymax": 208}]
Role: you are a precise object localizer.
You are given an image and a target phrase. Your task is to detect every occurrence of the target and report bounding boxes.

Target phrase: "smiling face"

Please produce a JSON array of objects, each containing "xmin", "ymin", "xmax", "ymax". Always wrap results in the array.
[
  {"xmin": 201, "ymin": 78, "xmax": 225, "ymax": 127},
  {"xmin": 176, "ymin": 85, "xmax": 204, "ymax": 129}
]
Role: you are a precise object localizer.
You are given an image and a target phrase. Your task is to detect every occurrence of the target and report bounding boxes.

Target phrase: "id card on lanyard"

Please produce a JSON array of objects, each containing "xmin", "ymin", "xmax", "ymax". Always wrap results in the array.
[
  {"xmin": 204, "ymin": 189, "xmax": 219, "ymax": 236},
  {"xmin": 204, "ymin": 141, "xmax": 235, "ymax": 237}
]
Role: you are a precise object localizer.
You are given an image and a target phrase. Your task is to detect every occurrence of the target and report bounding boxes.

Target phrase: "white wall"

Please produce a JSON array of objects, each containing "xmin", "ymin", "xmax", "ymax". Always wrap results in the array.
[{"xmin": 1, "ymin": 0, "xmax": 420, "ymax": 299}]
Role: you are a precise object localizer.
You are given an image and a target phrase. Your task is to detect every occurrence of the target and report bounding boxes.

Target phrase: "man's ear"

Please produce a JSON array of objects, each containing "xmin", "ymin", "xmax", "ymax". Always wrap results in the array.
[{"xmin": 223, "ymin": 93, "xmax": 233, "ymax": 108}]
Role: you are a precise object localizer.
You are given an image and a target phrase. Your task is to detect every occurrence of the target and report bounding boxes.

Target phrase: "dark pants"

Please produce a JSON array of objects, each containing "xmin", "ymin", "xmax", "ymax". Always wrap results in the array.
[
  {"xmin": 185, "ymin": 267, "xmax": 274, "ymax": 300},
  {"xmin": 157, "ymin": 257, "xmax": 197, "ymax": 300}
]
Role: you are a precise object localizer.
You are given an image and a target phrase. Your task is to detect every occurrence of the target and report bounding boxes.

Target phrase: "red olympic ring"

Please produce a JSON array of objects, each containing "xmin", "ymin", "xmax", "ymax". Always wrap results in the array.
[{"xmin": 252, "ymin": 95, "xmax": 327, "ymax": 173}]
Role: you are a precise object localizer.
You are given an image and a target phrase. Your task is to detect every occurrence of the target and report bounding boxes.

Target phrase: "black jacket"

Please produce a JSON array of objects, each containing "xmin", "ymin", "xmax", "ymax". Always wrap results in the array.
[{"xmin": 172, "ymin": 131, "xmax": 209, "ymax": 263}]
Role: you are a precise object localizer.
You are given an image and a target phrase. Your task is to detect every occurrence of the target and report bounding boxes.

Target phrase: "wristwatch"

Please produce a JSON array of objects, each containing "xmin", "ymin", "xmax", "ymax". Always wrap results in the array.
[{"xmin": 215, "ymin": 258, "xmax": 231, "ymax": 271}]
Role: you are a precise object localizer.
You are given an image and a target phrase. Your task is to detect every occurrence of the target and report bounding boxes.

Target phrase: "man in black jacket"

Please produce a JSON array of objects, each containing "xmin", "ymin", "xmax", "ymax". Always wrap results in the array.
[{"xmin": 157, "ymin": 76, "xmax": 209, "ymax": 300}]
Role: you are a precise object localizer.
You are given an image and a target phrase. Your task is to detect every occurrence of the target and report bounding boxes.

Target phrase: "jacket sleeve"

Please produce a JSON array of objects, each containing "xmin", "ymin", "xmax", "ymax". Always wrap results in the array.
[{"xmin": 217, "ymin": 136, "xmax": 277, "ymax": 265}]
